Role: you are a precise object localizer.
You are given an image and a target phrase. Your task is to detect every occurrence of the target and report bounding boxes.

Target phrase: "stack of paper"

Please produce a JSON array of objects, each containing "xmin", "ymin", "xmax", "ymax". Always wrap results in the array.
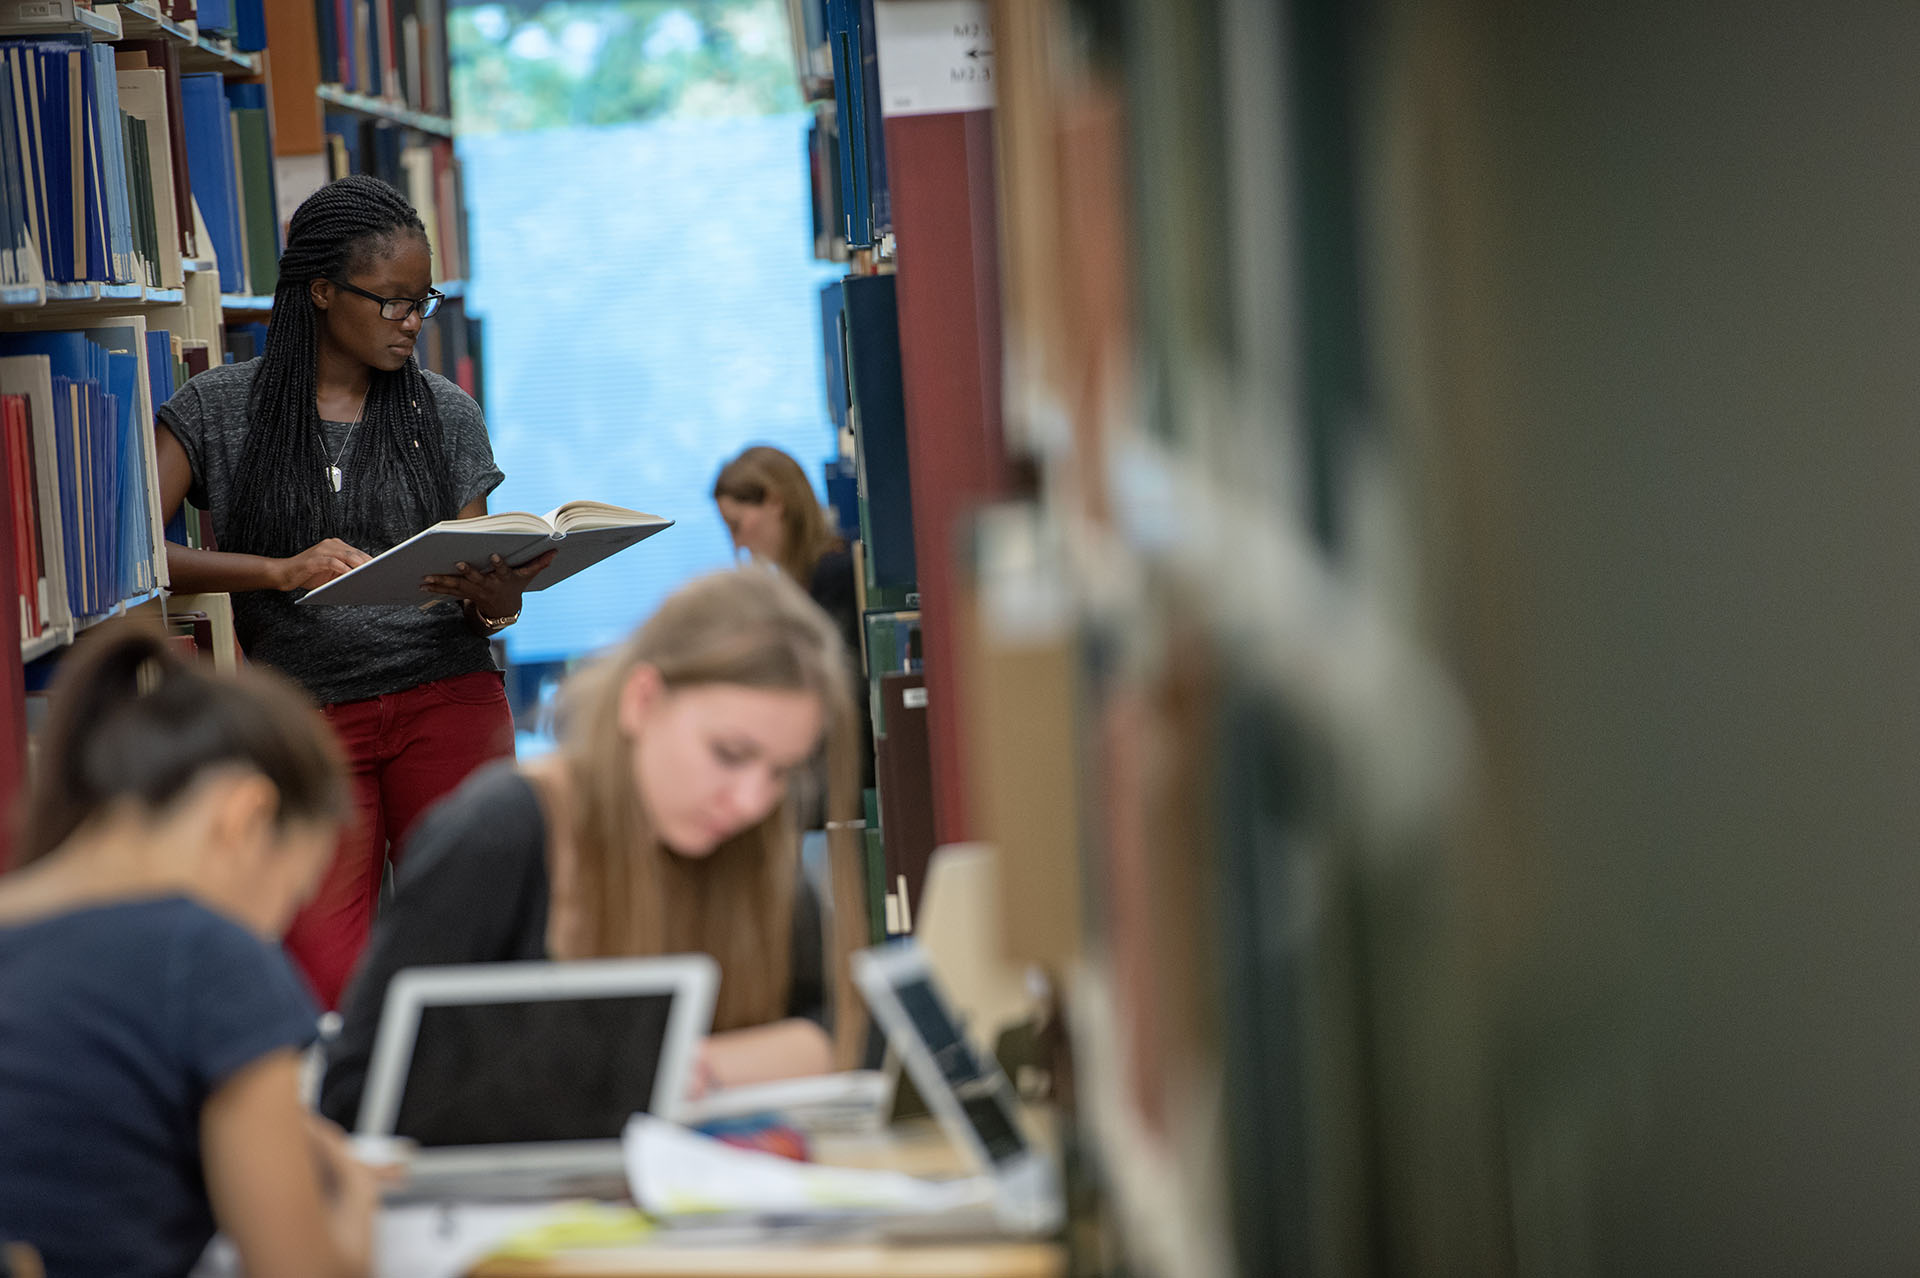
[{"xmin": 624, "ymin": 1115, "xmax": 992, "ymax": 1219}]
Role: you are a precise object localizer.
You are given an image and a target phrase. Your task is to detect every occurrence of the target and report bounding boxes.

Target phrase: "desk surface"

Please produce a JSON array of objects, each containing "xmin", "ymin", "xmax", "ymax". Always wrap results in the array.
[
  {"xmin": 461, "ymin": 1121, "xmax": 1065, "ymax": 1278},
  {"xmin": 473, "ymin": 1241, "xmax": 1064, "ymax": 1277}
]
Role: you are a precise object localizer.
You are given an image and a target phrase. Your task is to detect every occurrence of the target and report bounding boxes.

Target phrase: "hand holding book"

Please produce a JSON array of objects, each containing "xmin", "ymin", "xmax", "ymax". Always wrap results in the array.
[{"xmin": 420, "ymin": 549, "xmax": 557, "ymax": 628}]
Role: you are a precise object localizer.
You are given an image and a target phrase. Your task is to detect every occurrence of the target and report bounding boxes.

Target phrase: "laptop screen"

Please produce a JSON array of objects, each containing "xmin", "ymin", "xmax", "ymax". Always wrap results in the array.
[
  {"xmin": 392, "ymin": 992, "xmax": 675, "ymax": 1147},
  {"xmin": 893, "ymin": 976, "xmax": 1029, "ymax": 1166}
]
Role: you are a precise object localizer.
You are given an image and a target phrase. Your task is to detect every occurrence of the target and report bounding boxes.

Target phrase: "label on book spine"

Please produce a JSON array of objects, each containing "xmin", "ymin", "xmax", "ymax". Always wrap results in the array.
[{"xmin": 872, "ymin": 0, "xmax": 994, "ymax": 117}]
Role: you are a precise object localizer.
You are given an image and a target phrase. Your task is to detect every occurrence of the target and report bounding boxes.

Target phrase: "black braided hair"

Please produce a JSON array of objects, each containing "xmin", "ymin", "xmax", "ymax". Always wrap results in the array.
[{"xmin": 225, "ymin": 175, "xmax": 461, "ymax": 559}]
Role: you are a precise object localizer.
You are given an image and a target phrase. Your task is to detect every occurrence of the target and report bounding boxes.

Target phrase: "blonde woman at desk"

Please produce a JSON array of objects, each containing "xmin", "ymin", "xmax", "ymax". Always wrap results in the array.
[
  {"xmin": 0, "ymin": 627, "xmax": 377, "ymax": 1278},
  {"xmin": 320, "ymin": 567, "xmax": 864, "ymax": 1126}
]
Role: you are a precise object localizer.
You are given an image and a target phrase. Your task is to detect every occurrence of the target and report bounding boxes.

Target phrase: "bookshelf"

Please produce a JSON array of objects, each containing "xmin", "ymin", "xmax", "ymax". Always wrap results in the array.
[
  {"xmin": 112, "ymin": 0, "xmax": 190, "ymax": 40},
  {"xmin": 221, "ymin": 276, "xmax": 462, "ymax": 315},
  {"xmin": 3, "ymin": 0, "xmax": 469, "ymax": 850},
  {"xmin": 797, "ymin": 2, "xmax": 928, "ymax": 943},
  {"xmin": 1, "ymin": 284, "xmax": 186, "ymax": 314},
  {"xmin": 175, "ymin": 34, "xmax": 253, "ymax": 74},
  {"xmin": 315, "ymin": 83, "xmax": 453, "ymax": 138},
  {"xmin": 0, "ymin": 0, "xmax": 121, "ymax": 38},
  {"xmin": 788, "ymin": 0, "xmax": 1516, "ymax": 1272}
]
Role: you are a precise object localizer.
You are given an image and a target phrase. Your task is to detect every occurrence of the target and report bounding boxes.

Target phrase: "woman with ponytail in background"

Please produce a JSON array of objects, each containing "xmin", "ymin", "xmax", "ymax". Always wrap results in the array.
[
  {"xmin": 0, "ymin": 625, "xmax": 374, "ymax": 1278},
  {"xmin": 712, "ymin": 445, "xmax": 872, "ymax": 801},
  {"xmin": 153, "ymin": 175, "xmax": 552, "ymax": 1008}
]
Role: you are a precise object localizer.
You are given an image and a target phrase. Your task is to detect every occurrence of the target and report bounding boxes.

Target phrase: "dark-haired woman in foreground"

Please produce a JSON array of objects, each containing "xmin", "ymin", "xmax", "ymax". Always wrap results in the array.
[
  {"xmin": 0, "ymin": 625, "xmax": 372, "ymax": 1278},
  {"xmin": 154, "ymin": 175, "xmax": 552, "ymax": 1008}
]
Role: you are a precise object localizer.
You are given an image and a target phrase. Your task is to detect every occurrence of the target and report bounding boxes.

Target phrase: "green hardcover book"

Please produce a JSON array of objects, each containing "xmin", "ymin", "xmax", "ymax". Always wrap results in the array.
[
  {"xmin": 230, "ymin": 105, "xmax": 278, "ymax": 296},
  {"xmin": 862, "ymin": 788, "xmax": 886, "ymax": 943},
  {"xmin": 122, "ymin": 114, "xmax": 158, "ymax": 288},
  {"xmin": 864, "ymin": 612, "xmax": 896, "ymax": 738}
]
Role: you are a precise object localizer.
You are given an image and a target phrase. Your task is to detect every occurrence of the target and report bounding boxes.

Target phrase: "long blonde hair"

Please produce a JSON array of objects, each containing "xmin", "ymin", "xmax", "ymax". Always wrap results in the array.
[
  {"xmin": 550, "ymin": 569, "xmax": 866, "ymax": 1065},
  {"xmin": 712, "ymin": 445, "xmax": 839, "ymax": 588}
]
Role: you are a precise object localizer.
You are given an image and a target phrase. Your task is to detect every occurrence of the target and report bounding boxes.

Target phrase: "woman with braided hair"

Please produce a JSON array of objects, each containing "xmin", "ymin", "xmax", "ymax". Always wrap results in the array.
[{"xmin": 154, "ymin": 175, "xmax": 552, "ymax": 1008}]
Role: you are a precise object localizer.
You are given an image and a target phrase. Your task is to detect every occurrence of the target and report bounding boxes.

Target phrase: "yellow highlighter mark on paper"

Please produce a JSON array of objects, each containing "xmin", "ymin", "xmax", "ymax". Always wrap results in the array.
[{"xmin": 485, "ymin": 1202, "xmax": 655, "ymax": 1260}]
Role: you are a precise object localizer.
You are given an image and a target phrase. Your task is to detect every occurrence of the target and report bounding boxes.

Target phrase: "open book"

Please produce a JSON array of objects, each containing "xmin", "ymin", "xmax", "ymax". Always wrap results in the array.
[{"xmin": 297, "ymin": 501, "xmax": 674, "ymax": 608}]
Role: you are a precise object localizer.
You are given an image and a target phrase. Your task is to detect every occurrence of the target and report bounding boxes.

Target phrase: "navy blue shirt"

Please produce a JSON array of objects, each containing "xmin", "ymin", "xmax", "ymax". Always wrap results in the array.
[{"xmin": 0, "ymin": 897, "xmax": 318, "ymax": 1278}]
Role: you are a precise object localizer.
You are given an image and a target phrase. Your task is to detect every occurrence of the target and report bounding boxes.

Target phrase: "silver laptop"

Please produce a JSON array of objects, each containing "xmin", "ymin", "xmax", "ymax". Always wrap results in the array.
[
  {"xmin": 355, "ymin": 955, "xmax": 716, "ymax": 1200},
  {"xmin": 850, "ymin": 939, "xmax": 1062, "ymax": 1236},
  {"xmin": 632, "ymin": 939, "xmax": 1061, "ymax": 1240}
]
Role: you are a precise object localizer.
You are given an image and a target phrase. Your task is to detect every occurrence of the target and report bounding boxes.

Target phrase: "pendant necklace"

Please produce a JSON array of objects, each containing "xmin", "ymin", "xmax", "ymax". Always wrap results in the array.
[{"xmin": 323, "ymin": 391, "xmax": 368, "ymax": 493}]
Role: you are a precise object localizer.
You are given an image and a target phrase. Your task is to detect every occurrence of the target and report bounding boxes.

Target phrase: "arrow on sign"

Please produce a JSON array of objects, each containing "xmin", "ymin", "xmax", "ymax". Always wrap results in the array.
[{"xmin": 966, "ymin": 46, "xmax": 992, "ymax": 59}]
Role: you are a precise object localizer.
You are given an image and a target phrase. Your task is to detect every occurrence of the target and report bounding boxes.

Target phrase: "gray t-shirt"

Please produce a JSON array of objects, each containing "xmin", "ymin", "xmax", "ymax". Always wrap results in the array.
[{"xmin": 157, "ymin": 358, "xmax": 505, "ymax": 705}]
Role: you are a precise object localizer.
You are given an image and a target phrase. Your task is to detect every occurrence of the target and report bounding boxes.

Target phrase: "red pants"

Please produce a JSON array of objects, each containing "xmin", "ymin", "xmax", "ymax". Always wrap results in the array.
[{"xmin": 285, "ymin": 670, "xmax": 515, "ymax": 1009}]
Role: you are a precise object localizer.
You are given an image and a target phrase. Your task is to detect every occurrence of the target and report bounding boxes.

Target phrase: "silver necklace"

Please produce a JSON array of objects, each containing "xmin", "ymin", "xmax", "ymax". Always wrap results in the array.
[{"xmin": 323, "ymin": 393, "xmax": 368, "ymax": 493}]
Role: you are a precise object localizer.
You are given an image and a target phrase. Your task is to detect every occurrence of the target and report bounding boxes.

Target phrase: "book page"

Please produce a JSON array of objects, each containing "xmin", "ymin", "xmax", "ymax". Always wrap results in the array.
[
  {"xmin": 546, "ymin": 501, "xmax": 669, "ymax": 534},
  {"xmin": 429, "ymin": 511, "xmax": 554, "ymax": 535}
]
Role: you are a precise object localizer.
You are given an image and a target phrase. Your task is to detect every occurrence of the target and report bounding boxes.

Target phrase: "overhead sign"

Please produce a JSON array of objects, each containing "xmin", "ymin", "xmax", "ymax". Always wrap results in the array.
[{"xmin": 873, "ymin": 0, "xmax": 995, "ymax": 117}]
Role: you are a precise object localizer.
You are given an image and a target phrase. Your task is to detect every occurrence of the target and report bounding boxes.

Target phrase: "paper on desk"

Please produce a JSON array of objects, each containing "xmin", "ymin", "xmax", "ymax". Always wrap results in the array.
[
  {"xmin": 624, "ymin": 1114, "xmax": 993, "ymax": 1218},
  {"xmin": 375, "ymin": 1203, "xmax": 579, "ymax": 1278}
]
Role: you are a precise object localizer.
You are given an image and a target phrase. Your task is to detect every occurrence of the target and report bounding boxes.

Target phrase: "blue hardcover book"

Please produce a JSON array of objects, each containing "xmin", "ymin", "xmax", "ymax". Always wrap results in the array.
[
  {"xmin": 144, "ymin": 329, "xmax": 174, "ymax": 410},
  {"xmin": 148, "ymin": 329, "xmax": 183, "ymax": 548},
  {"xmin": 89, "ymin": 45, "xmax": 135, "ymax": 285},
  {"xmin": 47, "ymin": 376, "xmax": 82, "ymax": 614},
  {"xmin": 819, "ymin": 279, "xmax": 848, "ymax": 432},
  {"xmin": 312, "ymin": 0, "xmax": 338, "ymax": 88},
  {"xmin": 179, "ymin": 73, "xmax": 243, "ymax": 293},
  {"xmin": 71, "ymin": 39, "xmax": 106, "ymax": 283},
  {"xmin": 825, "ymin": 456, "xmax": 859, "ymax": 542},
  {"xmin": 99, "ymin": 347, "xmax": 138, "ymax": 598},
  {"xmin": 856, "ymin": 0, "xmax": 889, "ymax": 239},
  {"xmin": 71, "ymin": 378, "xmax": 96, "ymax": 614},
  {"xmin": 77, "ymin": 368, "xmax": 102, "ymax": 613},
  {"xmin": 197, "ymin": 0, "xmax": 234, "ymax": 40},
  {"xmin": 223, "ymin": 318, "xmax": 267, "ymax": 363},
  {"xmin": 0, "ymin": 64, "xmax": 20, "ymax": 285},
  {"xmin": 223, "ymin": 78, "xmax": 268, "ymax": 113},
  {"xmin": 825, "ymin": 0, "xmax": 872, "ymax": 248},
  {"xmin": 0, "ymin": 330, "xmax": 95, "ymax": 385},
  {"xmin": 90, "ymin": 324, "xmax": 157, "ymax": 595},
  {"xmin": 26, "ymin": 43, "xmax": 75, "ymax": 282},
  {"xmin": 4, "ymin": 47, "xmax": 54, "ymax": 282},
  {"xmin": 838, "ymin": 274, "xmax": 915, "ymax": 590},
  {"xmin": 31, "ymin": 37, "xmax": 115, "ymax": 285},
  {"xmin": 235, "ymin": 0, "xmax": 267, "ymax": 51},
  {"xmin": 323, "ymin": 112, "xmax": 362, "ymax": 175},
  {"xmin": 95, "ymin": 384, "xmax": 119, "ymax": 602}
]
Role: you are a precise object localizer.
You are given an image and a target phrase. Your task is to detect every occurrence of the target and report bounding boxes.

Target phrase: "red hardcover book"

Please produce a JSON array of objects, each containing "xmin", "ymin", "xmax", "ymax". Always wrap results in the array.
[
  {"xmin": 5, "ymin": 398, "xmax": 40, "ymax": 637},
  {"xmin": 3, "ymin": 401, "xmax": 22, "ymax": 632},
  {"xmin": 430, "ymin": 142, "xmax": 461, "ymax": 279},
  {"xmin": 876, "ymin": 672, "xmax": 936, "ymax": 926},
  {"xmin": 332, "ymin": 0, "xmax": 351, "ymax": 83},
  {"xmin": 20, "ymin": 397, "xmax": 41, "ymax": 637},
  {"xmin": 378, "ymin": 0, "xmax": 398, "ymax": 99},
  {"xmin": 7, "ymin": 398, "xmax": 39, "ymax": 636}
]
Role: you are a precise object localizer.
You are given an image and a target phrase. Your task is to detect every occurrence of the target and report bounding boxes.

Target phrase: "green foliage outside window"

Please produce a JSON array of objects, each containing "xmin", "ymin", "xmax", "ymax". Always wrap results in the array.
[{"xmin": 451, "ymin": 0, "xmax": 801, "ymax": 133}]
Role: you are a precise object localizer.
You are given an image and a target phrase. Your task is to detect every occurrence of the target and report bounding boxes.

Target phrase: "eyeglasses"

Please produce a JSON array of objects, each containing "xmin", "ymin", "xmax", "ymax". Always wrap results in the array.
[{"xmin": 328, "ymin": 278, "xmax": 445, "ymax": 321}]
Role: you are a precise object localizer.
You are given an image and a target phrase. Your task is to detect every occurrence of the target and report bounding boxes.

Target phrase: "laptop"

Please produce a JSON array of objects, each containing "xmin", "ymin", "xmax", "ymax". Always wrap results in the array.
[
  {"xmin": 849, "ymin": 939, "xmax": 1062, "ymax": 1236},
  {"xmin": 629, "ymin": 939, "xmax": 1061, "ymax": 1240},
  {"xmin": 354, "ymin": 955, "xmax": 716, "ymax": 1200}
]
